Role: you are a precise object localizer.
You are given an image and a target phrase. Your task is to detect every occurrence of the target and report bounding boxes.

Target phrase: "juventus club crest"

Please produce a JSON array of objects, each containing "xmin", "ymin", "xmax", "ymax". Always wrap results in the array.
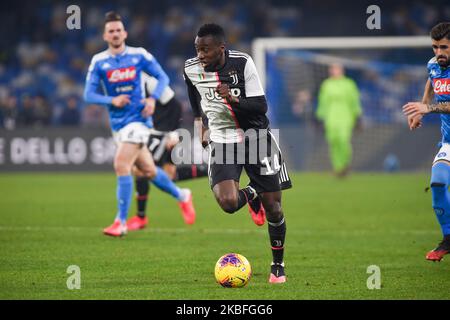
[{"xmin": 229, "ymin": 70, "xmax": 238, "ymax": 85}]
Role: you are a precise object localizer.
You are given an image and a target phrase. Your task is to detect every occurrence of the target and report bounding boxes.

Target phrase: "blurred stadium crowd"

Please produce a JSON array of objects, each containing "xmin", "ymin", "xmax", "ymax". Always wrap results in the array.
[{"xmin": 0, "ymin": 0, "xmax": 449, "ymax": 130}]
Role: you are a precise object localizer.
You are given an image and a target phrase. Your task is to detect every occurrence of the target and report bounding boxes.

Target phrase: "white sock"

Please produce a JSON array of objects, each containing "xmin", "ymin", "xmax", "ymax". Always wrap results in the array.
[{"xmin": 178, "ymin": 189, "xmax": 190, "ymax": 202}]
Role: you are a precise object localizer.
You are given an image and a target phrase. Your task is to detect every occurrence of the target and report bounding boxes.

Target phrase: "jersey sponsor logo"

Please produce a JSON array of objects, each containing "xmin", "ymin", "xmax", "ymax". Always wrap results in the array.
[
  {"xmin": 438, "ymin": 152, "xmax": 447, "ymax": 158},
  {"xmin": 205, "ymin": 87, "xmax": 241, "ymax": 102},
  {"xmin": 116, "ymin": 85, "xmax": 134, "ymax": 93},
  {"xmin": 107, "ymin": 66, "xmax": 137, "ymax": 83},
  {"xmin": 433, "ymin": 78, "xmax": 450, "ymax": 95}
]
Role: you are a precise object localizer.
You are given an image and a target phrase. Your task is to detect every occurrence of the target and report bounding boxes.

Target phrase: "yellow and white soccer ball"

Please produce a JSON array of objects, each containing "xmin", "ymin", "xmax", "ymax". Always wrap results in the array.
[{"xmin": 214, "ymin": 253, "xmax": 252, "ymax": 288}]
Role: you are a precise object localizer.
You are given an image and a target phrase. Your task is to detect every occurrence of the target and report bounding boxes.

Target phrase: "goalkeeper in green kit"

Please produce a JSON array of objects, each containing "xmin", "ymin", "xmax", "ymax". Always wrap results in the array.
[{"xmin": 315, "ymin": 63, "xmax": 362, "ymax": 177}]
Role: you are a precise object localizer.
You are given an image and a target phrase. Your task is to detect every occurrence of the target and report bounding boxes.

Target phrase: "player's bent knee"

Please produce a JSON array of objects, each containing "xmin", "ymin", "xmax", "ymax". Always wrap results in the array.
[
  {"xmin": 264, "ymin": 202, "xmax": 283, "ymax": 221},
  {"xmin": 114, "ymin": 161, "xmax": 132, "ymax": 176},
  {"xmin": 217, "ymin": 195, "xmax": 239, "ymax": 214}
]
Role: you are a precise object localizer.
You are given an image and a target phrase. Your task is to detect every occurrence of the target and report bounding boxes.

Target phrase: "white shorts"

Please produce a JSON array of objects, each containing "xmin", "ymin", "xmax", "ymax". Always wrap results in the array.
[
  {"xmin": 433, "ymin": 143, "xmax": 450, "ymax": 164},
  {"xmin": 112, "ymin": 122, "xmax": 151, "ymax": 146}
]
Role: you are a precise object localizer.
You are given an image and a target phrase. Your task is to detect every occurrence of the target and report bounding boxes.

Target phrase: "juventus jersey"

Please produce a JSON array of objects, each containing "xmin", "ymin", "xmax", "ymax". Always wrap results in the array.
[{"xmin": 184, "ymin": 50, "xmax": 269, "ymax": 143}]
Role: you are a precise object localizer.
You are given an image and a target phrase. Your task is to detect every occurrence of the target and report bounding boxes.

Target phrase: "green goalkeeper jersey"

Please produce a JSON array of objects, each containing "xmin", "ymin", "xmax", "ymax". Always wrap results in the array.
[{"xmin": 316, "ymin": 76, "xmax": 362, "ymax": 126}]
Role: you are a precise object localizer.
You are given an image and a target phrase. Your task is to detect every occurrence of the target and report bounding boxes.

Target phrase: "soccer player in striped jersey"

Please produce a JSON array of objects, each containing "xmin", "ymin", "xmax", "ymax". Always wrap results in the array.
[
  {"xmin": 83, "ymin": 12, "xmax": 195, "ymax": 236},
  {"xmin": 403, "ymin": 22, "xmax": 450, "ymax": 261},
  {"xmin": 184, "ymin": 24, "xmax": 292, "ymax": 283}
]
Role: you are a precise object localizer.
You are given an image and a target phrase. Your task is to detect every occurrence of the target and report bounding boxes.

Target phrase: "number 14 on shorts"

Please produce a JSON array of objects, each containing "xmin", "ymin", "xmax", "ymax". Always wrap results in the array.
[{"xmin": 261, "ymin": 154, "xmax": 281, "ymax": 175}]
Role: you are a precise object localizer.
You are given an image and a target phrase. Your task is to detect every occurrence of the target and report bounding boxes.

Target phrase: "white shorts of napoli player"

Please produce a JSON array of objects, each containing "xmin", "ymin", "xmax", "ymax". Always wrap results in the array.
[
  {"xmin": 112, "ymin": 122, "xmax": 151, "ymax": 145},
  {"xmin": 433, "ymin": 143, "xmax": 450, "ymax": 165}
]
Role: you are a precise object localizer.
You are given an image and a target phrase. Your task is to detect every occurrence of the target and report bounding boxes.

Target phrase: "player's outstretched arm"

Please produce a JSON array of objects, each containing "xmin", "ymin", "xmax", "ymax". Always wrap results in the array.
[
  {"xmin": 402, "ymin": 79, "xmax": 439, "ymax": 117},
  {"xmin": 426, "ymin": 102, "xmax": 450, "ymax": 113},
  {"xmin": 403, "ymin": 101, "xmax": 450, "ymax": 117},
  {"xmin": 402, "ymin": 102, "xmax": 429, "ymax": 117}
]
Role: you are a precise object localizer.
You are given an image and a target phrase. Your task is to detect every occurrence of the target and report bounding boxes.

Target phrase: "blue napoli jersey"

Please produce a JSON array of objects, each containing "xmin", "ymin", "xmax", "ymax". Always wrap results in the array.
[
  {"xmin": 84, "ymin": 46, "xmax": 169, "ymax": 131},
  {"xmin": 428, "ymin": 57, "xmax": 450, "ymax": 143}
]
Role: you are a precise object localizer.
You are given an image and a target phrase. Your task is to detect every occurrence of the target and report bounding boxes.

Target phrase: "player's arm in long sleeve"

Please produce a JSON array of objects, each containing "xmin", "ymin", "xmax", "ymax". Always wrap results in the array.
[
  {"xmin": 184, "ymin": 72, "xmax": 202, "ymax": 119},
  {"xmin": 230, "ymin": 56, "xmax": 267, "ymax": 115},
  {"xmin": 184, "ymin": 71, "xmax": 208, "ymax": 145},
  {"xmin": 233, "ymin": 96, "xmax": 268, "ymax": 114},
  {"xmin": 140, "ymin": 49, "xmax": 169, "ymax": 101},
  {"xmin": 83, "ymin": 60, "xmax": 114, "ymax": 105}
]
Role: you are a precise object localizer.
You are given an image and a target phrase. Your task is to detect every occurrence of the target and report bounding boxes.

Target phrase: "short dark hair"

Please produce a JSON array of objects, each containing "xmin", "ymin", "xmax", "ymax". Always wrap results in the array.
[
  {"xmin": 104, "ymin": 11, "xmax": 122, "ymax": 25},
  {"xmin": 197, "ymin": 23, "xmax": 225, "ymax": 44},
  {"xmin": 431, "ymin": 22, "xmax": 450, "ymax": 41}
]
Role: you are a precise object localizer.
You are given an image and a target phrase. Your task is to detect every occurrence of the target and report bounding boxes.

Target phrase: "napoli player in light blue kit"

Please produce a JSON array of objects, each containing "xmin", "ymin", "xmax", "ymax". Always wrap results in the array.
[
  {"xmin": 403, "ymin": 22, "xmax": 450, "ymax": 261},
  {"xmin": 84, "ymin": 12, "xmax": 195, "ymax": 237}
]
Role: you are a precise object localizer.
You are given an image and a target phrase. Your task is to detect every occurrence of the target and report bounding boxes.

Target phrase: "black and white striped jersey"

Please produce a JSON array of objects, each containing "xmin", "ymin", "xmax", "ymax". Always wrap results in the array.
[{"xmin": 184, "ymin": 50, "xmax": 269, "ymax": 143}]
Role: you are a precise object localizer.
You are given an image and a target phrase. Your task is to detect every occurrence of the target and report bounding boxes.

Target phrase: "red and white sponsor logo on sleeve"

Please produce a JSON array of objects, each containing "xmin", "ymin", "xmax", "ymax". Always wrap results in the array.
[
  {"xmin": 107, "ymin": 66, "xmax": 137, "ymax": 83},
  {"xmin": 433, "ymin": 78, "xmax": 450, "ymax": 95}
]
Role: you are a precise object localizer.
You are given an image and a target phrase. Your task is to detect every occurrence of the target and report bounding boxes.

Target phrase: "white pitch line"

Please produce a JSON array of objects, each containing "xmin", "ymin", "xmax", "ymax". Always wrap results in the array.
[
  {"xmin": 0, "ymin": 225, "xmax": 266, "ymax": 235},
  {"xmin": 0, "ymin": 225, "xmax": 440, "ymax": 236}
]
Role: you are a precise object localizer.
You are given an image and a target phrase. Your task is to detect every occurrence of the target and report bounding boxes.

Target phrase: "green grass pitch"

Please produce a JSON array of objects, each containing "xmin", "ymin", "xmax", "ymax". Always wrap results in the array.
[{"xmin": 0, "ymin": 172, "xmax": 449, "ymax": 300}]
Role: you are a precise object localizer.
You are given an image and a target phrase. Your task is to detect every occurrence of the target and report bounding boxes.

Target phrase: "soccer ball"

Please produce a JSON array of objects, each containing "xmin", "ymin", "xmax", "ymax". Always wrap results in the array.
[{"xmin": 214, "ymin": 253, "xmax": 252, "ymax": 288}]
